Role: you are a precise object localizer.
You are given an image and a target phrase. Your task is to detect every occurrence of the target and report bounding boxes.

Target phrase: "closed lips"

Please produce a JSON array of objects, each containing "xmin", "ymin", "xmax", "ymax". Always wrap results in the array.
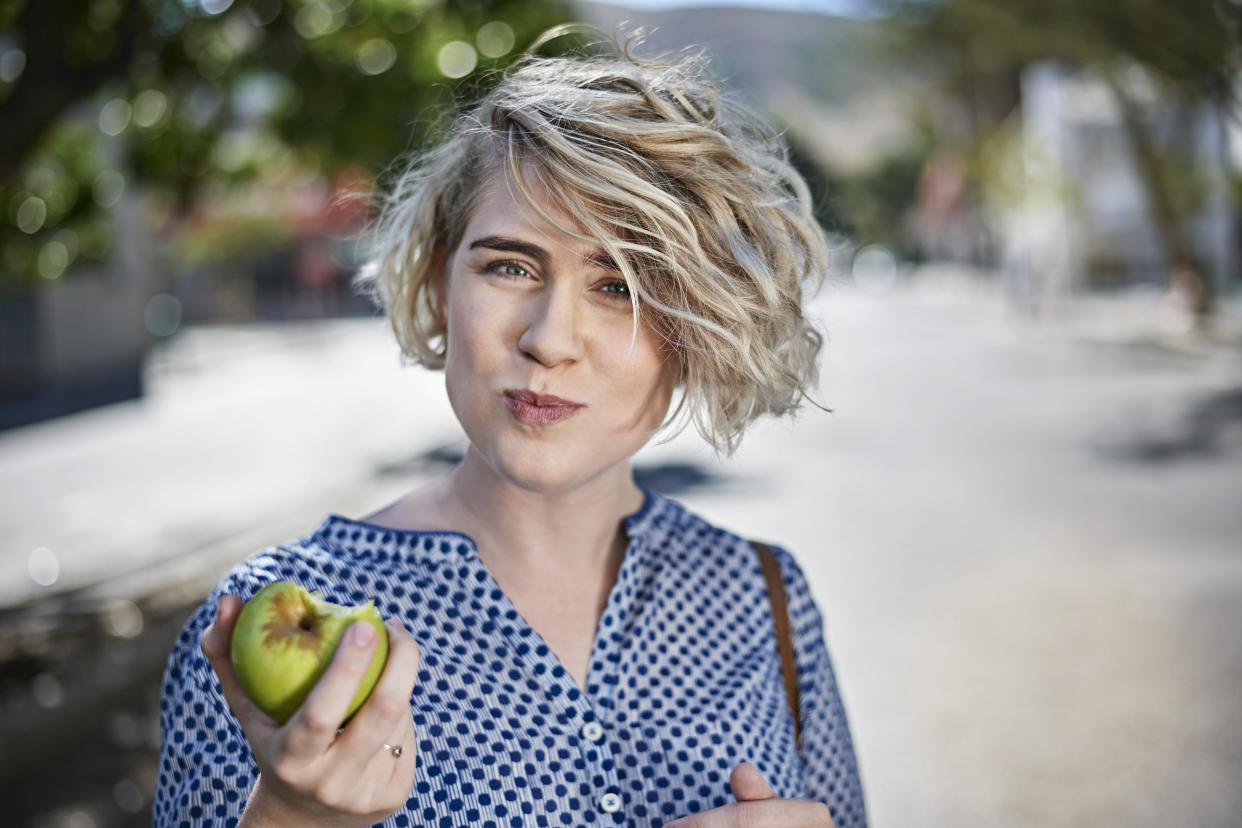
[{"xmin": 504, "ymin": 390, "xmax": 583, "ymax": 407}]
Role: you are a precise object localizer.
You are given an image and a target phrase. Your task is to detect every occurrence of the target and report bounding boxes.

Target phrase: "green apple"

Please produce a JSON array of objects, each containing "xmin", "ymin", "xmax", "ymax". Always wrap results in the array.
[{"xmin": 230, "ymin": 580, "xmax": 389, "ymax": 726}]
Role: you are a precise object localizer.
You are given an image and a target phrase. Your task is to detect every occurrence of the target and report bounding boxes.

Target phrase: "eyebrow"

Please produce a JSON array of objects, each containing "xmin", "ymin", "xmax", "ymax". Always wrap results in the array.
[{"xmin": 467, "ymin": 235, "xmax": 618, "ymax": 271}]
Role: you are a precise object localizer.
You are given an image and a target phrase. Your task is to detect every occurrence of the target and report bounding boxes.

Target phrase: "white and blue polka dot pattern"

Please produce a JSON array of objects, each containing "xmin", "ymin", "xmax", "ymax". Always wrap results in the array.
[{"xmin": 154, "ymin": 487, "xmax": 867, "ymax": 827}]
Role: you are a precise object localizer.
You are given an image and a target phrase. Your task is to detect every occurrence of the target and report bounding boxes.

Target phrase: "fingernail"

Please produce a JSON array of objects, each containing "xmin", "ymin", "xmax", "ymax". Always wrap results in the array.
[
  {"xmin": 385, "ymin": 618, "xmax": 404, "ymax": 633},
  {"xmin": 350, "ymin": 623, "xmax": 375, "ymax": 647}
]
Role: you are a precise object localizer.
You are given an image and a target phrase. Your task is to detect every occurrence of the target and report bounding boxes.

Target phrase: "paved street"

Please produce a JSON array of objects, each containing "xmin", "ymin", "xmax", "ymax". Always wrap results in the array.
[
  {"xmin": 686, "ymin": 280, "xmax": 1242, "ymax": 828},
  {"xmin": 2, "ymin": 275, "xmax": 1241, "ymax": 827},
  {"xmin": 0, "ymin": 317, "xmax": 464, "ymax": 608}
]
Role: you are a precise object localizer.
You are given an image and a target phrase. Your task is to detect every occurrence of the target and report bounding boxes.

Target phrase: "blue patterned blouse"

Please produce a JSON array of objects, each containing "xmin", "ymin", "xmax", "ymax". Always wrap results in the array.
[{"xmin": 154, "ymin": 486, "xmax": 867, "ymax": 828}]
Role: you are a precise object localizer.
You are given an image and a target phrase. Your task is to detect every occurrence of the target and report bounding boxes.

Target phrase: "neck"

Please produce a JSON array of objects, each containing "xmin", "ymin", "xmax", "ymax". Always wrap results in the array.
[{"xmin": 433, "ymin": 446, "xmax": 646, "ymax": 580}]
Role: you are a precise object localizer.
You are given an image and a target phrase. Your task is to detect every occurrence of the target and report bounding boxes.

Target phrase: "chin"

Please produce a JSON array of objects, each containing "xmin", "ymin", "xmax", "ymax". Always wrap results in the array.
[
  {"xmin": 508, "ymin": 459, "xmax": 591, "ymax": 495},
  {"xmin": 497, "ymin": 440, "xmax": 629, "ymax": 496}
]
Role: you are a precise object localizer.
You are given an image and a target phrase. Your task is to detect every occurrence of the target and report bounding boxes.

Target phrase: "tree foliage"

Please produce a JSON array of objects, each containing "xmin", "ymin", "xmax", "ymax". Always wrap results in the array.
[
  {"xmin": 885, "ymin": 0, "xmax": 1239, "ymax": 102},
  {"xmin": 0, "ymin": 0, "xmax": 573, "ymax": 289},
  {"xmin": 881, "ymin": 0, "xmax": 1240, "ymax": 314}
]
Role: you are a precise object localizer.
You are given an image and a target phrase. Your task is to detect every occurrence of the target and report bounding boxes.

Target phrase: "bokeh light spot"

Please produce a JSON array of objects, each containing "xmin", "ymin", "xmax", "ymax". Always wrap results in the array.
[
  {"xmin": 133, "ymin": 89, "xmax": 169, "ymax": 128},
  {"xmin": 104, "ymin": 599, "xmax": 145, "ymax": 638},
  {"xmin": 93, "ymin": 169, "xmax": 126, "ymax": 208},
  {"xmin": 99, "ymin": 98, "xmax": 132, "ymax": 136},
  {"xmin": 476, "ymin": 22, "xmax": 515, "ymax": 59},
  {"xmin": 437, "ymin": 41, "xmax": 477, "ymax": 79},
  {"xmin": 144, "ymin": 293, "xmax": 183, "ymax": 337},
  {"xmin": 0, "ymin": 47, "xmax": 25, "ymax": 82},
  {"xmin": 16, "ymin": 195, "xmax": 47, "ymax": 234},
  {"xmin": 38, "ymin": 240, "xmax": 70, "ymax": 280},
  {"xmin": 234, "ymin": 72, "xmax": 296, "ymax": 120},
  {"xmin": 31, "ymin": 672, "xmax": 65, "ymax": 708},
  {"xmin": 28, "ymin": 546, "xmax": 59, "ymax": 585},
  {"xmin": 357, "ymin": 38, "xmax": 396, "ymax": 75},
  {"xmin": 54, "ymin": 228, "xmax": 81, "ymax": 258},
  {"xmin": 213, "ymin": 129, "xmax": 259, "ymax": 172},
  {"xmin": 113, "ymin": 778, "xmax": 145, "ymax": 813},
  {"xmin": 852, "ymin": 244, "xmax": 898, "ymax": 292},
  {"xmin": 294, "ymin": 3, "xmax": 340, "ymax": 39},
  {"xmin": 60, "ymin": 807, "xmax": 97, "ymax": 828}
]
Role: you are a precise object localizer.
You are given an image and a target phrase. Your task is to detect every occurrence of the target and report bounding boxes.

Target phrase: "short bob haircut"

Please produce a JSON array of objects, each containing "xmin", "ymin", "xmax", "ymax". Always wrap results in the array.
[{"xmin": 355, "ymin": 25, "xmax": 831, "ymax": 457}]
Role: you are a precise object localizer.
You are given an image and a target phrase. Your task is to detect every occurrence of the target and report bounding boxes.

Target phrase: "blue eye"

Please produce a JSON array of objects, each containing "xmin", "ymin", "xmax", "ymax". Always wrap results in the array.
[{"xmin": 489, "ymin": 261, "xmax": 531, "ymax": 279}]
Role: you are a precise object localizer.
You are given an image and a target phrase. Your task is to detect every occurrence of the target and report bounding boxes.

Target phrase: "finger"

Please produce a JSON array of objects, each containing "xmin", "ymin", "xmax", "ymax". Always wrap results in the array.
[
  {"xmin": 730, "ymin": 761, "xmax": 777, "ymax": 802},
  {"xmin": 284, "ymin": 619, "xmax": 386, "ymax": 756},
  {"xmin": 199, "ymin": 594, "xmax": 278, "ymax": 738},
  {"xmin": 311, "ymin": 713, "xmax": 417, "ymax": 813},
  {"xmin": 663, "ymin": 798, "xmax": 835, "ymax": 828},
  {"xmin": 332, "ymin": 617, "xmax": 422, "ymax": 768},
  {"xmin": 369, "ymin": 711, "xmax": 420, "ymax": 790}
]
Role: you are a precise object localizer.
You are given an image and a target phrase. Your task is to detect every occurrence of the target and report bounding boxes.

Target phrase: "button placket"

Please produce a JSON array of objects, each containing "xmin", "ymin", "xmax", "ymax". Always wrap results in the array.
[
  {"xmin": 448, "ymin": 497, "xmax": 659, "ymax": 825},
  {"xmin": 583, "ymin": 534, "xmax": 645, "ymax": 714}
]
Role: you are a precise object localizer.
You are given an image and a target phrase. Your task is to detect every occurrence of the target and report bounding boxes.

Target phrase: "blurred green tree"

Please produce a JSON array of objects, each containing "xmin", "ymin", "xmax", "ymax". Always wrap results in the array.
[
  {"xmin": 0, "ymin": 0, "xmax": 572, "ymax": 289},
  {"xmin": 787, "ymin": 129, "xmax": 929, "ymax": 255},
  {"xmin": 885, "ymin": 0, "xmax": 1240, "ymax": 320}
]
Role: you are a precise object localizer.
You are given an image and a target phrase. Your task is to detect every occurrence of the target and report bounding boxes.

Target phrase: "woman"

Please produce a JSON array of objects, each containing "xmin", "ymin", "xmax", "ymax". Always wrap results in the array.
[{"xmin": 154, "ymin": 26, "xmax": 867, "ymax": 828}]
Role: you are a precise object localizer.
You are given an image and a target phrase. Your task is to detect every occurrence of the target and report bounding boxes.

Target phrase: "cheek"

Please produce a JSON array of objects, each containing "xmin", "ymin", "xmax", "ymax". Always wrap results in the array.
[
  {"xmin": 603, "ymin": 334, "xmax": 676, "ymax": 412},
  {"xmin": 443, "ymin": 288, "xmax": 518, "ymax": 406},
  {"xmin": 443, "ymin": 308, "xmax": 483, "ymax": 405},
  {"xmin": 445, "ymin": 284, "xmax": 492, "ymax": 361}
]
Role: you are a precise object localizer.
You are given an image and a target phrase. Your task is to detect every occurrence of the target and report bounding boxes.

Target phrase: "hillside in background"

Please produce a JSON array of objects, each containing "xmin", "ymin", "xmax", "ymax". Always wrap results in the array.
[{"xmin": 571, "ymin": 2, "xmax": 921, "ymax": 172}]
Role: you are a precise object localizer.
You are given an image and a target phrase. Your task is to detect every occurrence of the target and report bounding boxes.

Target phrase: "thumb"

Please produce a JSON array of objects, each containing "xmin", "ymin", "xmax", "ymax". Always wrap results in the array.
[{"xmin": 730, "ymin": 761, "xmax": 776, "ymax": 802}]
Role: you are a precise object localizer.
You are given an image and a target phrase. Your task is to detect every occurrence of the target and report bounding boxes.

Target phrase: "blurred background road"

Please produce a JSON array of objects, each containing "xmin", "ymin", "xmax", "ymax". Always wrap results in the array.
[{"xmin": 2, "ymin": 0, "xmax": 1242, "ymax": 826}]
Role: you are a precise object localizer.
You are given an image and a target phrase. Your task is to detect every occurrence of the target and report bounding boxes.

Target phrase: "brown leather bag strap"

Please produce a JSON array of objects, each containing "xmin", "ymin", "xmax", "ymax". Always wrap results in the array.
[{"xmin": 752, "ymin": 540, "xmax": 802, "ymax": 752}]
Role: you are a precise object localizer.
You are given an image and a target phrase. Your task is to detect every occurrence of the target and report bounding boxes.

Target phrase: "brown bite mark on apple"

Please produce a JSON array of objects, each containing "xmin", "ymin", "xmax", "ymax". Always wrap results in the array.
[{"xmin": 260, "ymin": 587, "xmax": 329, "ymax": 658}]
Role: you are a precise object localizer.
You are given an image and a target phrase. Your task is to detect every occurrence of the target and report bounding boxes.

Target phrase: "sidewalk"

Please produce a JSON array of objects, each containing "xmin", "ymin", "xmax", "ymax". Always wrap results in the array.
[
  {"xmin": 0, "ymin": 317, "xmax": 462, "ymax": 611},
  {"xmin": 896, "ymin": 263, "xmax": 1242, "ymax": 359}
]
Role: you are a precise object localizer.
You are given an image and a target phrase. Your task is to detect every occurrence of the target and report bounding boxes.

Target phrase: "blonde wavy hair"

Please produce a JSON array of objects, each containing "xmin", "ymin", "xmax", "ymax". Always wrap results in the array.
[{"xmin": 354, "ymin": 25, "xmax": 831, "ymax": 457}]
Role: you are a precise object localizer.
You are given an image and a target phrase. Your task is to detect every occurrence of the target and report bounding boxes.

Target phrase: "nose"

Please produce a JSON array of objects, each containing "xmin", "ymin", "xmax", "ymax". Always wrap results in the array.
[{"xmin": 517, "ymin": 284, "xmax": 582, "ymax": 368}]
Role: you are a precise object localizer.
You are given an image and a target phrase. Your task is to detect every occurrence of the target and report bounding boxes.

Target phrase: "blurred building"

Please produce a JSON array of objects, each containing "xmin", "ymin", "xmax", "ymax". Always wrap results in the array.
[
  {"xmin": 994, "ymin": 62, "xmax": 1238, "ymax": 314},
  {"xmin": 0, "ymin": 165, "xmax": 374, "ymax": 432},
  {"xmin": 0, "ymin": 181, "xmax": 153, "ymax": 431},
  {"xmin": 167, "ymin": 168, "xmax": 374, "ymax": 325}
]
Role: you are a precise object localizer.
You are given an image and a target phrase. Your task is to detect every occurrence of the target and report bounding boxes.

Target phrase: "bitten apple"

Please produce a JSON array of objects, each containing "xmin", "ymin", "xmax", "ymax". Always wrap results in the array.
[{"xmin": 229, "ymin": 580, "xmax": 389, "ymax": 726}]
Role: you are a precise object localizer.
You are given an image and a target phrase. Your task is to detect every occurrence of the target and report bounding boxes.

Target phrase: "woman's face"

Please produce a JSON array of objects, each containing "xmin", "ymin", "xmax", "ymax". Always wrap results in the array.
[{"xmin": 438, "ymin": 167, "xmax": 679, "ymax": 494}]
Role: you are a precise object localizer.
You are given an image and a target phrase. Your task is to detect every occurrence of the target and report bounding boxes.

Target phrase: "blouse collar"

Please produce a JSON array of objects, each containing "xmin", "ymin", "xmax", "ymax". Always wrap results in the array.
[{"xmin": 310, "ymin": 485, "xmax": 666, "ymax": 566}]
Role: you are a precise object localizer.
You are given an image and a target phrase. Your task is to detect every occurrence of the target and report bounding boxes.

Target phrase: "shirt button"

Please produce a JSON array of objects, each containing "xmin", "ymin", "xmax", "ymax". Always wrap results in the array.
[
  {"xmin": 599, "ymin": 792, "xmax": 623, "ymax": 813},
  {"xmin": 581, "ymin": 721, "xmax": 604, "ymax": 742}
]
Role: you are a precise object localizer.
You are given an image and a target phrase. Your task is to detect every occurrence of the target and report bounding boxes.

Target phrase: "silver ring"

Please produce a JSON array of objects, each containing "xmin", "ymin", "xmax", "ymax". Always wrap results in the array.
[{"xmin": 335, "ymin": 727, "xmax": 402, "ymax": 757}]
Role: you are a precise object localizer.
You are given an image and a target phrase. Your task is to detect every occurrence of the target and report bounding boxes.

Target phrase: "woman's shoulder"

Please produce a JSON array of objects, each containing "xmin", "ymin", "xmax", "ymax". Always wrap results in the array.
[
  {"xmin": 645, "ymin": 492, "xmax": 827, "ymax": 644},
  {"xmin": 200, "ymin": 524, "xmax": 345, "ymax": 605},
  {"xmin": 642, "ymin": 488, "xmax": 800, "ymax": 570},
  {"xmin": 164, "ymin": 520, "xmax": 411, "ymax": 704},
  {"xmin": 189, "ymin": 513, "xmax": 463, "ymax": 619}
]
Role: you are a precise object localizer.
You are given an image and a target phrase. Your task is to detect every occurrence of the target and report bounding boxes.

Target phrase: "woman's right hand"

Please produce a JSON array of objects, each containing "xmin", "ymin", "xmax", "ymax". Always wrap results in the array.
[{"xmin": 199, "ymin": 593, "xmax": 421, "ymax": 828}]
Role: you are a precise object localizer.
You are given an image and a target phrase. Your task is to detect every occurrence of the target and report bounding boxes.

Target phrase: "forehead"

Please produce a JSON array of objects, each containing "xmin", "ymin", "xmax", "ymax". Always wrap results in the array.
[{"xmin": 460, "ymin": 163, "xmax": 599, "ymax": 255}]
